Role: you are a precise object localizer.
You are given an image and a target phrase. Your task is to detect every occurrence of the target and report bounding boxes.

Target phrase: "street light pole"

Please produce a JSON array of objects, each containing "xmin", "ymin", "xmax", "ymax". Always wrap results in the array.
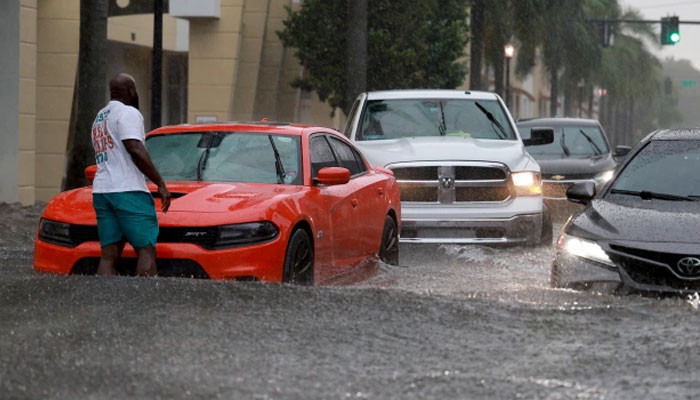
[{"xmin": 504, "ymin": 44, "xmax": 514, "ymax": 110}]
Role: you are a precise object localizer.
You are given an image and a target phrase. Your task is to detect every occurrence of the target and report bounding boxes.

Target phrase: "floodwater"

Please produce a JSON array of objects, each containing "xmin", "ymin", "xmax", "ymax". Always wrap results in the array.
[{"xmin": 1, "ymin": 203, "xmax": 699, "ymax": 399}]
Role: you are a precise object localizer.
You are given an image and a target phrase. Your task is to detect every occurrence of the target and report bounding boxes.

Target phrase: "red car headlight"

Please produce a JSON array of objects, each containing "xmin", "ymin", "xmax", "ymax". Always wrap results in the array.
[
  {"xmin": 38, "ymin": 218, "xmax": 74, "ymax": 247},
  {"xmin": 214, "ymin": 221, "xmax": 279, "ymax": 249}
]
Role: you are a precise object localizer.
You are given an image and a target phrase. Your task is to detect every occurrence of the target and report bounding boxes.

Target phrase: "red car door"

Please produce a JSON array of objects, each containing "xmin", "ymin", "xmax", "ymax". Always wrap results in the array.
[
  {"xmin": 309, "ymin": 135, "xmax": 364, "ymax": 269},
  {"xmin": 327, "ymin": 137, "xmax": 387, "ymax": 257}
]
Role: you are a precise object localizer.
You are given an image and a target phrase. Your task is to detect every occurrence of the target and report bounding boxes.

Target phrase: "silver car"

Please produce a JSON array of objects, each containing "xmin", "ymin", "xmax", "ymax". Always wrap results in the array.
[{"xmin": 344, "ymin": 90, "xmax": 553, "ymax": 245}]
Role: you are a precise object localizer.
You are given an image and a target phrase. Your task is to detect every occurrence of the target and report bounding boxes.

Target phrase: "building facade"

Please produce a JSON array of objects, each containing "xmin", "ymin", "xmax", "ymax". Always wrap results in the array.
[
  {"xmin": 2, "ymin": 1, "xmax": 584, "ymax": 206},
  {"xmin": 1, "ymin": 0, "xmax": 342, "ymax": 205}
]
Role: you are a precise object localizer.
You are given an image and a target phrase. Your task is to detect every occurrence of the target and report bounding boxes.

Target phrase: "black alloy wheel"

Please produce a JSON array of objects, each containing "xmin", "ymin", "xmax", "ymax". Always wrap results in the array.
[
  {"xmin": 379, "ymin": 215, "xmax": 399, "ymax": 265},
  {"xmin": 283, "ymin": 229, "xmax": 314, "ymax": 285}
]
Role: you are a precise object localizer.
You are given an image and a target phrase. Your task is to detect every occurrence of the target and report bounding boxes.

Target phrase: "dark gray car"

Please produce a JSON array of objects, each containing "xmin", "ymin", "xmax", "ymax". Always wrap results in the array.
[
  {"xmin": 517, "ymin": 118, "xmax": 630, "ymax": 218},
  {"xmin": 551, "ymin": 129, "xmax": 700, "ymax": 293}
]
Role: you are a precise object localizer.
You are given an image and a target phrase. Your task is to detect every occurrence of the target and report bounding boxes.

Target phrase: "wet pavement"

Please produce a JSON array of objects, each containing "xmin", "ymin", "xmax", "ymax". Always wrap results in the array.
[{"xmin": 2, "ymin": 203, "xmax": 700, "ymax": 399}]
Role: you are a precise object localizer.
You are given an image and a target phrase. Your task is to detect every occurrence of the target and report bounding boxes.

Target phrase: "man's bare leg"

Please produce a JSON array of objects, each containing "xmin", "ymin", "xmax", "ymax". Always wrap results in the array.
[
  {"xmin": 97, "ymin": 240, "xmax": 126, "ymax": 276},
  {"xmin": 134, "ymin": 245, "xmax": 157, "ymax": 276}
]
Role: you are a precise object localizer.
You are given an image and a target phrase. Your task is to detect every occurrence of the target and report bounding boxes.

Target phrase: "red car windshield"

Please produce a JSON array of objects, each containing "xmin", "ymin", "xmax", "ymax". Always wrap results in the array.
[{"xmin": 146, "ymin": 131, "xmax": 302, "ymax": 185}]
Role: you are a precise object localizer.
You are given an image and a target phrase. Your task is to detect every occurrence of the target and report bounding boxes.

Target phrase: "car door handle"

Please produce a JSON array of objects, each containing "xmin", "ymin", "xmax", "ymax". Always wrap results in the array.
[
  {"xmin": 351, "ymin": 199, "xmax": 359, "ymax": 208},
  {"xmin": 378, "ymin": 187, "xmax": 384, "ymax": 195}
]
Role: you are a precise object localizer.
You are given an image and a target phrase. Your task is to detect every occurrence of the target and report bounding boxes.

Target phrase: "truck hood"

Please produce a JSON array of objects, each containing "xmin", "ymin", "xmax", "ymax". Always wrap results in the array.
[{"xmin": 354, "ymin": 136, "xmax": 534, "ymax": 172}]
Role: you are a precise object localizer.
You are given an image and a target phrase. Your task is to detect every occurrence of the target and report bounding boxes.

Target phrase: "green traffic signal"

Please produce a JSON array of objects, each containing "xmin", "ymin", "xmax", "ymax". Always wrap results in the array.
[{"xmin": 662, "ymin": 16, "xmax": 680, "ymax": 45}]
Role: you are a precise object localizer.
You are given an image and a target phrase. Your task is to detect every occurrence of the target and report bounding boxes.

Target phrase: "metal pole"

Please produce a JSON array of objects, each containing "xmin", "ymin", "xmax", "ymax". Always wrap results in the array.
[
  {"xmin": 151, "ymin": 0, "xmax": 163, "ymax": 130},
  {"xmin": 505, "ymin": 58, "xmax": 511, "ymax": 109}
]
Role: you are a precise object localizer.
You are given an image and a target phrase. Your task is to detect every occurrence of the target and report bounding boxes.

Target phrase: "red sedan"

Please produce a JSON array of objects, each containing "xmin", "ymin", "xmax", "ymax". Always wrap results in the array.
[{"xmin": 34, "ymin": 122, "xmax": 401, "ymax": 284}]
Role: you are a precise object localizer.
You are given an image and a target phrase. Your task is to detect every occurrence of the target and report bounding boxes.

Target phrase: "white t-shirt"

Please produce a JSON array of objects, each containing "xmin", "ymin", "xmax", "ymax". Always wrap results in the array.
[{"xmin": 91, "ymin": 100, "xmax": 149, "ymax": 194}]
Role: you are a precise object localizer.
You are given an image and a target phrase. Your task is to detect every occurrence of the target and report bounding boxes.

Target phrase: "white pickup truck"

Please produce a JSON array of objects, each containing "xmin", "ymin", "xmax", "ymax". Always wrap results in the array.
[{"xmin": 343, "ymin": 90, "xmax": 554, "ymax": 245}]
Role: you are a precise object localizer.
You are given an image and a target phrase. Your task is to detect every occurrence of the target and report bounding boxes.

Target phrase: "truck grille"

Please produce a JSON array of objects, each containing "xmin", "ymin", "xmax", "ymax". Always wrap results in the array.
[{"xmin": 390, "ymin": 163, "xmax": 512, "ymax": 204}]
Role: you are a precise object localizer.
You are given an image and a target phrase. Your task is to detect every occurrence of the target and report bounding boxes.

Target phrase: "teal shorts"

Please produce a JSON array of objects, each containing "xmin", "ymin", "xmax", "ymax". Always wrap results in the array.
[{"xmin": 93, "ymin": 191, "xmax": 159, "ymax": 248}]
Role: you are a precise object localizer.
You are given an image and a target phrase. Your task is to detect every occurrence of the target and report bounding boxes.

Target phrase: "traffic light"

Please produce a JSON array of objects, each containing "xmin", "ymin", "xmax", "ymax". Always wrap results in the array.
[
  {"xmin": 598, "ymin": 21, "xmax": 613, "ymax": 48},
  {"xmin": 661, "ymin": 16, "xmax": 680, "ymax": 45}
]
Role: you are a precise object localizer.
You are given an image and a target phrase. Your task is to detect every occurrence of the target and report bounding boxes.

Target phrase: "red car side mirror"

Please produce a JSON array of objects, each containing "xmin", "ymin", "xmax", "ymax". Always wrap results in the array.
[
  {"xmin": 85, "ymin": 165, "xmax": 97, "ymax": 182},
  {"xmin": 315, "ymin": 167, "xmax": 350, "ymax": 186}
]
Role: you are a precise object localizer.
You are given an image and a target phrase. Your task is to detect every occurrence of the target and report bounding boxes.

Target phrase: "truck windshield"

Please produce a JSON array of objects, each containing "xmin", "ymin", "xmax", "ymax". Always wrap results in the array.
[{"xmin": 357, "ymin": 99, "xmax": 516, "ymax": 141}]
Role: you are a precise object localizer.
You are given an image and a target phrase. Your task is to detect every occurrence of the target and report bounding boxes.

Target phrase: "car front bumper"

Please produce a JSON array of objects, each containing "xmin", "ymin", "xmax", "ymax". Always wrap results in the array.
[
  {"xmin": 398, "ymin": 197, "xmax": 543, "ymax": 244},
  {"xmin": 33, "ymin": 234, "xmax": 287, "ymax": 281}
]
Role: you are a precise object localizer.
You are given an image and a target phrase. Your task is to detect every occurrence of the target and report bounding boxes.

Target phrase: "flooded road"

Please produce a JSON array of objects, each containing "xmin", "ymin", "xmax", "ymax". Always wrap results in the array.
[{"xmin": 2, "ymin": 203, "xmax": 699, "ymax": 399}]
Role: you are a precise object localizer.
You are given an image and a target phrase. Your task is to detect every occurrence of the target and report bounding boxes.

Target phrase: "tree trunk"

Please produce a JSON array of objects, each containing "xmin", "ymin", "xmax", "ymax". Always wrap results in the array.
[
  {"xmin": 549, "ymin": 69, "xmax": 559, "ymax": 117},
  {"xmin": 493, "ymin": 56, "xmax": 504, "ymax": 99},
  {"xmin": 469, "ymin": 0, "xmax": 485, "ymax": 90},
  {"xmin": 563, "ymin": 81, "xmax": 573, "ymax": 117},
  {"xmin": 63, "ymin": 0, "xmax": 108, "ymax": 191},
  {"xmin": 345, "ymin": 0, "xmax": 367, "ymax": 116},
  {"xmin": 588, "ymin": 89, "xmax": 594, "ymax": 119}
]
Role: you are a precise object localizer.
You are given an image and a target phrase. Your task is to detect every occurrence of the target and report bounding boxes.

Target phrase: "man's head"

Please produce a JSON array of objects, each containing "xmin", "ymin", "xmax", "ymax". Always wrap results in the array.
[{"xmin": 109, "ymin": 73, "xmax": 139, "ymax": 109}]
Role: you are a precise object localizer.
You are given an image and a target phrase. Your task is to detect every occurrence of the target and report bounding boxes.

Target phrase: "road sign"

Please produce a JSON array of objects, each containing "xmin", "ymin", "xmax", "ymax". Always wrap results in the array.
[{"xmin": 680, "ymin": 80, "xmax": 698, "ymax": 88}]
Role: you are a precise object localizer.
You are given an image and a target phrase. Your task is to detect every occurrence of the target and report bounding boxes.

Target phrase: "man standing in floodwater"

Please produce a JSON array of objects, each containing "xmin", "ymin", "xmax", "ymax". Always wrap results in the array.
[{"xmin": 90, "ymin": 73, "xmax": 171, "ymax": 276}]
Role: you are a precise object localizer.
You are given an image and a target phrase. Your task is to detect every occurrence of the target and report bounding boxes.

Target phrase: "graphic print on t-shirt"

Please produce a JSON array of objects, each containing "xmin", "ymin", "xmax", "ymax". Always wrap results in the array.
[{"xmin": 92, "ymin": 109, "xmax": 114, "ymax": 164}]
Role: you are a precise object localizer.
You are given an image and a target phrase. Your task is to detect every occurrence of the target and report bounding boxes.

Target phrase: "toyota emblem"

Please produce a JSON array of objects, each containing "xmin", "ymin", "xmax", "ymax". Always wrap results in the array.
[{"xmin": 676, "ymin": 257, "xmax": 700, "ymax": 276}]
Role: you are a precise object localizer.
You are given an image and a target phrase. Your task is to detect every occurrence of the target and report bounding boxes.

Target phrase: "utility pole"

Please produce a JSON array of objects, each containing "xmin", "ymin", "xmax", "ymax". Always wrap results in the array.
[{"xmin": 151, "ymin": 0, "xmax": 163, "ymax": 129}]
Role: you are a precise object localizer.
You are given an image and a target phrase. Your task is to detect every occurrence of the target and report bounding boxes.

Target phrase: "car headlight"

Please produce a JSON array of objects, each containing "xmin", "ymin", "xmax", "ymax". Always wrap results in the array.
[
  {"xmin": 594, "ymin": 169, "xmax": 615, "ymax": 187},
  {"xmin": 557, "ymin": 233, "xmax": 615, "ymax": 267},
  {"xmin": 512, "ymin": 171, "xmax": 542, "ymax": 196},
  {"xmin": 38, "ymin": 218, "xmax": 73, "ymax": 247},
  {"xmin": 214, "ymin": 221, "xmax": 279, "ymax": 249}
]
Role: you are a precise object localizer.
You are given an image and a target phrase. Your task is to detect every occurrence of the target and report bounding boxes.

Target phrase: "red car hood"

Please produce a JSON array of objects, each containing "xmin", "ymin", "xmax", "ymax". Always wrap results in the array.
[{"xmin": 42, "ymin": 182, "xmax": 309, "ymax": 226}]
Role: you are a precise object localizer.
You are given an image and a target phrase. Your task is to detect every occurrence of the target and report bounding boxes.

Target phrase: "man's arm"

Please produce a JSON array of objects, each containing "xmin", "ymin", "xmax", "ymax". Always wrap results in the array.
[{"xmin": 122, "ymin": 139, "xmax": 171, "ymax": 212}]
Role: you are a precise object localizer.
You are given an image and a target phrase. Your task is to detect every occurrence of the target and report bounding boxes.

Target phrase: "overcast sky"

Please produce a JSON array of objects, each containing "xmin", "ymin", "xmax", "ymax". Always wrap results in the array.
[{"xmin": 620, "ymin": 0, "xmax": 700, "ymax": 69}]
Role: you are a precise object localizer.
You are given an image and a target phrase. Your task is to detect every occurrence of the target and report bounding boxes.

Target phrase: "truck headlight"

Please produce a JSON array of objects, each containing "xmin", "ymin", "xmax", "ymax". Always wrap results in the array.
[
  {"xmin": 512, "ymin": 171, "xmax": 542, "ymax": 196},
  {"xmin": 214, "ymin": 221, "xmax": 279, "ymax": 249},
  {"xmin": 557, "ymin": 233, "xmax": 615, "ymax": 267},
  {"xmin": 38, "ymin": 218, "xmax": 73, "ymax": 247},
  {"xmin": 594, "ymin": 169, "xmax": 615, "ymax": 187}
]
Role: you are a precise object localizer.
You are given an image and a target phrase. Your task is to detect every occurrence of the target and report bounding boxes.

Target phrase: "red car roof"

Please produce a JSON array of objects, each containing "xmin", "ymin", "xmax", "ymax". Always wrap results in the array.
[{"xmin": 148, "ymin": 122, "xmax": 337, "ymax": 137}]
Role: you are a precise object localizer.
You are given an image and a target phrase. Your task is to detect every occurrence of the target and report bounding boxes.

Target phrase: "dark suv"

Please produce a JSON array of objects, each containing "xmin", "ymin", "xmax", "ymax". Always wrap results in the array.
[{"xmin": 517, "ymin": 118, "xmax": 630, "ymax": 218}]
